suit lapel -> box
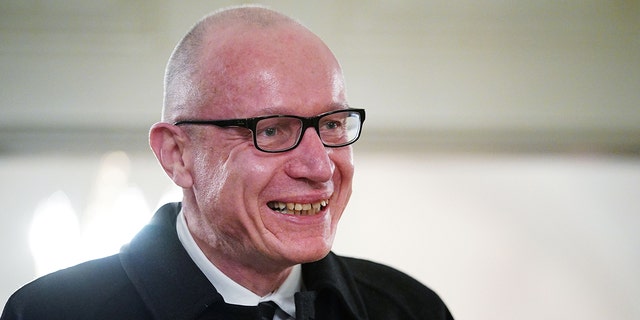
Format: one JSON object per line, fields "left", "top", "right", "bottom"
{"left": 120, "top": 202, "right": 223, "bottom": 320}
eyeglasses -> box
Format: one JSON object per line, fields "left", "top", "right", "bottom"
{"left": 174, "top": 108, "right": 365, "bottom": 153}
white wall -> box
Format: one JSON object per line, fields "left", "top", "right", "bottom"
{"left": 337, "top": 152, "right": 640, "bottom": 319}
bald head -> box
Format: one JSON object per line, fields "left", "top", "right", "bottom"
{"left": 150, "top": 6, "right": 353, "bottom": 278}
{"left": 162, "top": 6, "right": 335, "bottom": 122}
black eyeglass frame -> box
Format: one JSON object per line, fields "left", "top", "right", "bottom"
{"left": 173, "top": 108, "right": 366, "bottom": 153}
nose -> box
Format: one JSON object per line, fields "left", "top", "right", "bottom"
{"left": 284, "top": 128, "right": 334, "bottom": 182}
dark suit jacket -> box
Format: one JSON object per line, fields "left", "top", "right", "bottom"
{"left": 2, "top": 203, "right": 453, "bottom": 320}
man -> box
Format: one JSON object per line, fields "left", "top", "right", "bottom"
{"left": 2, "top": 5, "right": 453, "bottom": 320}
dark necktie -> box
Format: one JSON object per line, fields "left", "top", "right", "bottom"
{"left": 257, "top": 301, "right": 278, "bottom": 320}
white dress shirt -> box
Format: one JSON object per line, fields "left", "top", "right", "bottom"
{"left": 176, "top": 210, "right": 300, "bottom": 319}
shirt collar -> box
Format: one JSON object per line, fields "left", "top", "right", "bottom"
{"left": 176, "top": 210, "right": 301, "bottom": 317}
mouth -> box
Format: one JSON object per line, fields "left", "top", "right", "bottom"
{"left": 267, "top": 199, "right": 330, "bottom": 216}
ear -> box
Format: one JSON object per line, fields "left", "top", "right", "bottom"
{"left": 149, "top": 122, "right": 194, "bottom": 188}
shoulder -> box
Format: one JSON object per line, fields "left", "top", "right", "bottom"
{"left": 338, "top": 255, "right": 453, "bottom": 320}
{"left": 341, "top": 256, "right": 433, "bottom": 295}
{"left": 13, "top": 254, "right": 127, "bottom": 298}
{"left": 2, "top": 254, "right": 149, "bottom": 319}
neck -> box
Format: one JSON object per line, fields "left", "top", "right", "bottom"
{"left": 180, "top": 201, "right": 296, "bottom": 296}
{"left": 192, "top": 235, "right": 293, "bottom": 296}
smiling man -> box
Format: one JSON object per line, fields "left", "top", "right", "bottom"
{"left": 2, "top": 5, "right": 453, "bottom": 320}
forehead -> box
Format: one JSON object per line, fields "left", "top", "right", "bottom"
{"left": 195, "top": 23, "right": 347, "bottom": 118}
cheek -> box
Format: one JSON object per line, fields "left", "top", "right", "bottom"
{"left": 334, "top": 149, "right": 355, "bottom": 184}
{"left": 190, "top": 148, "right": 228, "bottom": 203}
{"left": 204, "top": 149, "right": 277, "bottom": 209}
{"left": 332, "top": 149, "right": 355, "bottom": 210}
{"left": 249, "top": 160, "right": 272, "bottom": 177}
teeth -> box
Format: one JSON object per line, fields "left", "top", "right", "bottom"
{"left": 267, "top": 199, "right": 330, "bottom": 216}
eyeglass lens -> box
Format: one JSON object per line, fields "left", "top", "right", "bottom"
{"left": 254, "top": 110, "right": 362, "bottom": 152}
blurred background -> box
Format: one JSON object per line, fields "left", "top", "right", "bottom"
{"left": 1, "top": 1, "right": 639, "bottom": 319}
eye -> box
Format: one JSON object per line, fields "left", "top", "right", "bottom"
{"left": 321, "top": 119, "right": 344, "bottom": 132}
{"left": 261, "top": 126, "right": 278, "bottom": 137}
{"left": 324, "top": 121, "right": 340, "bottom": 130}
{"left": 256, "top": 120, "right": 294, "bottom": 140}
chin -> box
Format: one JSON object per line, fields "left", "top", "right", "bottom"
{"left": 283, "top": 238, "right": 333, "bottom": 264}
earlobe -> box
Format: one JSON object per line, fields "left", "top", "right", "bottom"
{"left": 149, "top": 123, "right": 193, "bottom": 188}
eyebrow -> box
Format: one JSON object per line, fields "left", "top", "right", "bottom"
{"left": 254, "top": 103, "right": 350, "bottom": 117}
